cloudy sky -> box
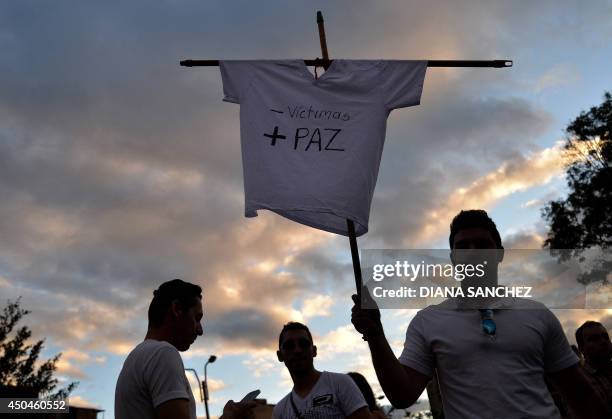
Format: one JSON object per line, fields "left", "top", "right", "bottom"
{"left": 1, "top": 1, "right": 611, "bottom": 417}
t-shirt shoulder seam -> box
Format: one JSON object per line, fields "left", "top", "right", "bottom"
{"left": 345, "top": 59, "right": 385, "bottom": 73}
{"left": 141, "top": 342, "right": 184, "bottom": 383}
{"left": 146, "top": 341, "right": 181, "bottom": 357}
{"left": 240, "top": 64, "right": 260, "bottom": 104}
{"left": 364, "top": 61, "right": 389, "bottom": 108}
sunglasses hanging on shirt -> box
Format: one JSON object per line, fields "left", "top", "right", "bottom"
{"left": 479, "top": 309, "right": 497, "bottom": 339}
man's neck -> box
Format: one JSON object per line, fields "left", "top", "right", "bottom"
{"left": 145, "top": 328, "right": 174, "bottom": 347}
{"left": 460, "top": 274, "right": 499, "bottom": 292}
{"left": 291, "top": 369, "right": 322, "bottom": 397}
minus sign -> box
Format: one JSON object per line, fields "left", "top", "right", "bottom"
{"left": 270, "top": 109, "right": 284, "bottom": 114}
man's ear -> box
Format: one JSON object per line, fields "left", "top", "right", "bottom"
{"left": 276, "top": 350, "right": 284, "bottom": 363}
{"left": 450, "top": 250, "right": 456, "bottom": 266}
{"left": 170, "top": 300, "right": 183, "bottom": 319}
{"left": 489, "top": 247, "right": 505, "bottom": 265}
{"left": 312, "top": 345, "right": 317, "bottom": 358}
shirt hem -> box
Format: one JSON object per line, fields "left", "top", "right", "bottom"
{"left": 245, "top": 203, "right": 368, "bottom": 237}
{"left": 398, "top": 357, "right": 433, "bottom": 378}
{"left": 544, "top": 355, "right": 580, "bottom": 374}
{"left": 223, "top": 96, "right": 239, "bottom": 104}
{"left": 153, "top": 391, "right": 191, "bottom": 408}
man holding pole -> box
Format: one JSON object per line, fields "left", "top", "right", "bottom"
{"left": 350, "top": 210, "right": 608, "bottom": 419}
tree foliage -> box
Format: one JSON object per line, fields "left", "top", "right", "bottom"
{"left": 542, "top": 92, "right": 612, "bottom": 284}
{"left": 0, "top": 298, "right": 78, "bottom": 399}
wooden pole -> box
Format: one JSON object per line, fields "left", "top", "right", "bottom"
{"left": 347, "top": 218, "right": 364, "bottom": 300}
{"left": 316, "top": 11, "right": 330, "bottom": 68}
{"left": 314, "top": 11, "right": 363, "bottom": 299}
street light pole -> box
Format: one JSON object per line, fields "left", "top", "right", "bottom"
{"left": 204, "top": 355, "right": 217, "bottom": 419}
{"left": 184, "top": 368, "right": 203, "bottom": 402}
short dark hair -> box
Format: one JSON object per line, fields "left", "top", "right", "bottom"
{"left": 575, "top": 320, "right": 604, "bottom": 348}
{"left": 347, "top": 372, "right": 378, "bottom": 412}
{"left": 278, "top": 321, "right": 313, "bottom": 348}
{"left": 449, "top": 209, "right": 502, "bottom": 249}
{"left": 148, "top": 279, "right": 202, "bottom": 328}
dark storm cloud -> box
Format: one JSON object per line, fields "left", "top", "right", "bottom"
{"left": 204, "top": 308, "right": 284, "bottom": 349}
{"left": 285, "top": 245, "right": 353, "bottom": 289}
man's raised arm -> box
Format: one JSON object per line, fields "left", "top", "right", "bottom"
{"left": 350, "top": 294, "right": 430, "bottom": 408}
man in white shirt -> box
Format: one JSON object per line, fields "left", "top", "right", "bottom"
{"left": 115, "top": 279, "right": 255, "bottom": 419}
{"left": 273, "top": 322, "right": 372, "bottom": 419}
{"left": 351, "top": 210, "right": 608, "bottom": 419}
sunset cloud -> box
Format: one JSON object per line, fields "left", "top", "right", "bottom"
{"left": 1, "top": 1, "right": 611, "bottom": 416}
{"left": 411, "top": 141, "right": 575, "bottom": 245}
{"left": 69, "top": 396, "right": 101, "bottom": 410}
{"left": 55, "top": 358, "right": 87, "bottom": 380}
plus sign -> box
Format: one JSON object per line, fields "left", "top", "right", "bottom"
{"left": 263, "top": 126, "right": 286, "bottom": 146}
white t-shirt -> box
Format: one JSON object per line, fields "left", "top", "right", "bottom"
{"left": 273, "top": 371, "right": 368, "bottom": 419}
{"left": 115, "top": 340, "right": 197, "bottom": 419}
{"left": 398, "top": 299, "right": 579, "bottom": 419}
{"left": 220, "top": 60, "right": 427, "bottom": 237}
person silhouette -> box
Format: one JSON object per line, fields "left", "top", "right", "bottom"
{"left": 273, "top": 322, "right": 372, "bottom": 419}
{"left": 575, "top": 321, "right": 612, "bottom": 415}
{"left": 347, "top": 372, "right": 387, "bottom": 419}
{"left": 115, "top": 279, "right": 255, "bottom": 419}
{"left": 351, "top": 210, "right": 608, "bottom": 419}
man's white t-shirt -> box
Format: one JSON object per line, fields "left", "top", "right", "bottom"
{"left": 115, "top": 340, "right": 197, "bottom": 419}
{"left": 220, "top": 60, "right": 427, "bottom": 237}
{"left": 273, "top": 371, "right": 368, "bottom": 419}
{"left": 398, "top": 299, "right": 579, "bottom": 419}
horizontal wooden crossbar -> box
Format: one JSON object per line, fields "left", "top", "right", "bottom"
{"left": 180, "top": 59, "right": 513, "bottom": 68}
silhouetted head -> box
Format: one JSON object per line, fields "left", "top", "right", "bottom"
{"left": 449, "top": 210, "right": 504, "bottom": 289}
{"left": 277, "top": 322, "right": 316, "bottom": 375}
{"left": 576, "top": 321, "right": 611, "bottom": 365}
{"left": 148, "top": 279, "right": 203, "bottom": 351}
{"left": 347, "top": 372, "right": 379, "bottom": 412}
{"left": 449, "top": 209, "right": 503, "bottom": 250}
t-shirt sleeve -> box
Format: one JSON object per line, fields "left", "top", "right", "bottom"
{"left": 379, "top": 60, "right": 427, "bottom": 110}
{"left": 144, "top": 345, "right": 191, "bottom": 408}
{"left": 398, "top": 311, "right": 434, "bottom": 378}
{"left": 334, "top": 373, "right": 368, "bottom": 416}
{"left": 542, "top": 309, "right": 579, "bottom": 373}
{"left": 219, "top": 60, "right": 255, "bottom": 104}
